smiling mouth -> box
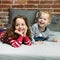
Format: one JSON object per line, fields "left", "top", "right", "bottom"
{"left": 18, "top": 29, "right": 24, "bottom": 31}
{"left": 40, "top": 22, "right": 44, "bottom": 24}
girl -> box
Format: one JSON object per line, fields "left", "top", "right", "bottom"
{"left": 31, "top": 10, "right": 58, "bottom": 44}
{"left": 0, "top": 15, "right": 32, "bottom": 48}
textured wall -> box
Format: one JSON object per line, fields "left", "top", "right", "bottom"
{"left": 0, "top": 0, "right": 60, "bottom": 28}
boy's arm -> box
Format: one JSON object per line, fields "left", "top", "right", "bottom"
{"left": 30, "top": 26, "right": 36, "bottom": 44}
{"left": 47, "top": 31, "right": 59, "bottom": 42}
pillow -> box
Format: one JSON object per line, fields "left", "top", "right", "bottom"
{"left": 48, "top": 16, "right": 60, "bottom": 32}
{"left": 8, "top": 9, "right": 37, "bottom": 28}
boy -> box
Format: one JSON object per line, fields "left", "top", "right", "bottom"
{"left": 31, "top": 10, "right": 58, "bottom": 44}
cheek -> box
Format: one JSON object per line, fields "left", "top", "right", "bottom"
{"left": 15, "top": 26, "right": 19, "bottom": 30}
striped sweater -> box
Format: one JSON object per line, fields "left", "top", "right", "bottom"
{"left": 0, "top": 31, "right": 32, "bottom": 48}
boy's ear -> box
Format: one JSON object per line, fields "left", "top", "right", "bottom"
{"left": 48, "top": 22, "right": 50, "bottom": 25}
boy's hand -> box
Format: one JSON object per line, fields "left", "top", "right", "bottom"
{"left": 35, "top": 41, "right": 44, "bottom": 44}
{"left": 53, "top": 38, "right": 58, "bottom": 42}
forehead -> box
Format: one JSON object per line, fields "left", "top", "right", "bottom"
{"left": 16, "top": 18, "right": 25, "bottom": 23}
{"left": 41, "top": 12, "right": 49, "bottom": 18}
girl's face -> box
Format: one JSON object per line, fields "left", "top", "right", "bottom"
{"left": 38, "top": 13, "right": 50, "bottom": 28}
{"left": 15, "top": 18, "right": 27, "bottom": 32}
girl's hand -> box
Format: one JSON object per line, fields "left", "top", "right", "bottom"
{"left": 15, "top": 30, "right": 24, "bottom": 36}
{"left": 23, "top": 26, "right": 28, "bottom": 36}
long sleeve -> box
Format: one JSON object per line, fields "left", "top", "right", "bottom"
{"left": 23, "top": 36, "right": 32, "bottom": 46}
{"left": 31, "top": 23, "right": 38, "bottom": 44}
{"left": 47, "top": 31, "right": 60, "bottom": 42}
{"left": 0, "top": 31, "right": 6, "bottom": 41}
{"left": 10, "top": 36, "right": 23, "bottom": 48}
{"left": 17, "top": 36, "right": 23, "bottom": 45}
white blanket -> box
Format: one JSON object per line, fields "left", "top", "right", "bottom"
{"left": 0, "top": 41, "right": 60, "bottom": 60}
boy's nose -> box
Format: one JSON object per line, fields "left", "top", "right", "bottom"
{"left": 40, "top": 19, "right": 43, "bottom": 22}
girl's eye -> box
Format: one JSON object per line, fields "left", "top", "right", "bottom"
{"left": 22, "top": 24, "right": 24, "bottom": 26}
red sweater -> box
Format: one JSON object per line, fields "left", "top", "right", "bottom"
{"left": 0, "top": 31, "right": 32, "bottom": 48}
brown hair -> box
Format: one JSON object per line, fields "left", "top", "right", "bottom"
{"left": 2, "top": 15, "right": 31, "bottom": 44}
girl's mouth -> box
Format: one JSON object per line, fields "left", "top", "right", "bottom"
{"left": 18, "top": 29, "right": 24, "bottom": 31}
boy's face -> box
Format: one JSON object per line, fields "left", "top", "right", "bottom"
{"left": 38, "top": 12, "right": 50, "bottom": 28}
{"left": 15, "top": 18, "right": 27, "bottom": 33}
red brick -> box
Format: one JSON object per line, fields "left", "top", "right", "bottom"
{"left": 3, "top": 9, "right": 9, "bottom": 12}
{"left": 27, "top": 1, "right": 39, "bottom": 4}
{"left": 13, "top": 0, "right": 26, "bottom": 5}
{"left": 39, "top": 1, "right": 52, "bottom": 4}
{"left": 39, "top": 9, "right": 52, "bottom": 12}
{"left": 2, "top": 5, "right": 11, "bottom": 8}
{"left": 52, "top": 5, "right": 60, "bottom": 8}
{"left": 12, "top": 5, "right": 24, "bottom": 8}
{"left": 0, "top": 0, "right": 1, "bottom": 4}
{"left": 2, "top": 0, "right": 12, "bottom": 4}
{"left": 54, "top": 9, "right": 60, "bottom": 12}
{"left": 0, "top": 5, "right": 3, "bottom": 8}
{"left": 0, "top": 4, "right": 11, "bottom": 8}
{"left": 38, "top": 5, "right": 51, "bottom": 8}
{"left": 54, "top": 14, "right": 60, "bottom": 16}
{"left": 53, "top": 0, "right": 60, "bottom": 4}
{"left": 25, "top": 5, "right": 38, "bottom": 8}
{"left": 0, "top": 9, "right": 2, "bottom": 11}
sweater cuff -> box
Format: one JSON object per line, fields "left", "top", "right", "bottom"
{"left": 17, "top": 36, "right": 23, "bottom": 44}
{"left": 23, "top": 36, "right": 32, "bottom": 45}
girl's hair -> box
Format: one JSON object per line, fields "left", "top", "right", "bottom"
{"left": 2, "top": 15, "right": 31, "bottom": 44}
{"left": 38, "top": 10, "right": 53, "bottom": 23}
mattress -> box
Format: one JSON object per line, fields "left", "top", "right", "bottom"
{"left": 0, "top": 41, "right": 60, "bottom": 60}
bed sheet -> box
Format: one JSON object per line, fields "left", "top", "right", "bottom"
{"left": 0, "top": 41, "right": 60, "bottom": 60}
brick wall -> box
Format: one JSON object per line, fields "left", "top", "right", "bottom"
{"left": 0, "top": 0, "right": 60, "bottom": 28}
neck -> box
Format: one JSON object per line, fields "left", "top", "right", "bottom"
{"left": 40, "top": 27, "right": 45, "bottom": 32}
{"left": 38, "top": 25, "right": 46, "bottom": 32}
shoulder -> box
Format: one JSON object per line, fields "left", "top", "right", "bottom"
{"left": 32, "top": 23, "right": 38, "bottom": 28}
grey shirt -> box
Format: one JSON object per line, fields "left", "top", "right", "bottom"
{"left": 31, "top": 23, "right": 58, "bottom": 43}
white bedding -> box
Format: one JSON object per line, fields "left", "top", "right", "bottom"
{"left": 0, "top": 41, "right": 60, "bottom": 60}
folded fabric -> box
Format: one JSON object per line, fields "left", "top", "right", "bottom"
{"left": 34, "top": 36, "right": 48, "bottom": 41}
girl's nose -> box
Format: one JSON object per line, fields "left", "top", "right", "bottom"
{"left": 19, "top": 25, "right": 22, "bottom": 28}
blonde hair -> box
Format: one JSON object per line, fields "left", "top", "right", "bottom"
{"left": 38, "top": 10, "right": 53, "bottom": 23}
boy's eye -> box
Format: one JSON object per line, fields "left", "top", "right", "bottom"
{"left": 39, "top": 17, "right": 42, "bottom": 19}
{"left": 44, "top": 18, "right": 46, "bottom": 20}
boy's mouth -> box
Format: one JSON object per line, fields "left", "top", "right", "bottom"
{"left": 40, "top": 22, "right": 44, "bottom": 24}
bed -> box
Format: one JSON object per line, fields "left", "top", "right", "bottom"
{"left": 0, "top": 9, "right": 60, "bottom": 60}
{"left": 0, "top": 40, "right": 60, "bottom": 60}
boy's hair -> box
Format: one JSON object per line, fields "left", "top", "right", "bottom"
{"left": 38, "top": 10, "right": 53, "bottom": 23}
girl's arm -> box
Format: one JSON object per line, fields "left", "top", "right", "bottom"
{"left": 23, "top": 36, "right": 32, "bottom": 46}
{"left": 0, "top": 31, "right": 6, "bottom": 41}
{"left": 10, "top": 36, "right": 23, "bottom": 48}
